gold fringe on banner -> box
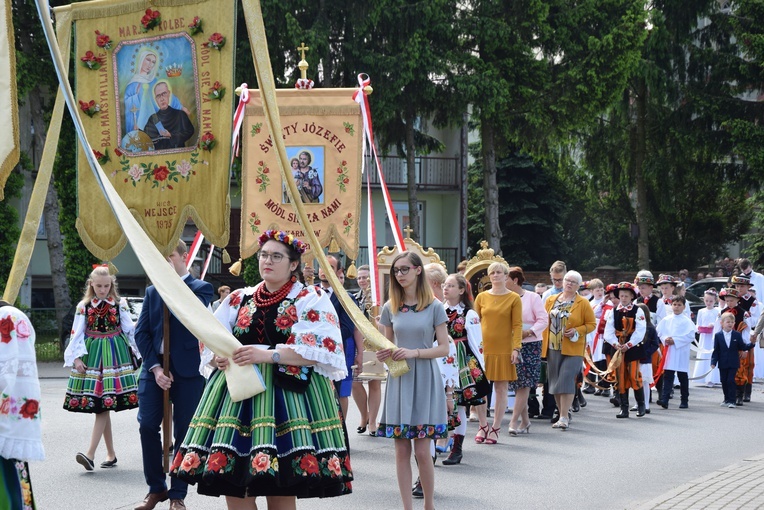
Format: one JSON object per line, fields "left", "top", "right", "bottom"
{"left": 2, "top": 11, "right": 73, "bottom": 304}
{"left": 246, "top": 105, "right": 361, "bottom": 117}
{"left": 241, "top": 0, "right": 408, "bottom": 377}
{"left": 108, "top": 261, "right": 118, "bottom": 275}
{"left": 57, "top": 0, "right": 214, "bottom": 21}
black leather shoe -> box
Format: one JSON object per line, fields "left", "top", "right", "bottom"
{"left": 571, "top": 399, "right": 580, "bottom": 413}
{"left": 412, "top": 479, "right": 423, "bottom": 498}
{"left": 100, "top": 457, "right": 118, "bottom": 468}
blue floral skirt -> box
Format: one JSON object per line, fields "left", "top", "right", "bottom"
{"left": 509, "top": 341, "right": 542, "bottom": 391}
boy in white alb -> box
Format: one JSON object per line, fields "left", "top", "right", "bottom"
{"left": 656, "top": 296, "right": 696, "bottom": 409}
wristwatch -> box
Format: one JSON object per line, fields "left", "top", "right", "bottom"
{"left": 271, "top": 350, "right": 281, "bottom": 364}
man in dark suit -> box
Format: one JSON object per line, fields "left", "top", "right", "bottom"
{"left": 711, "top": 312, "right": 756, "bottom": 408}
{"left": 134, "top": 239, "right": 213, "bottom": 510}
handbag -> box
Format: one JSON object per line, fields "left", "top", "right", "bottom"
{"left": 273, "top": 360, "right": 313, "bottom": 393}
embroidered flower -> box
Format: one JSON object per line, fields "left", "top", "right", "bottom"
{"left": 153, "top": 165, "right": 170, "bottom": 182}
{"left": 188, "top": 16, "right": 203, "bottom": 36}
{"left": 94, "top": 30, "right": 112, "bottom": 49}
{"left": 170, "top": 452, "right": 184, "bottom": 471}
{"left": 299, "top": 454, "right": 319, "bottom": 475}
{"left": 128, "top": 393, "right": 138, "bottom": 404}
{"left": 200, "top": 132, "right": 216, "bottom": 151}
{"left": 80, "top": 51, "right": 104, "bottom": 70}
{"left": 237, "top": 306, "right": 253, "bottom": 329}
{"left": 207, "top": 451, "right": 228, "bottom": 472}
{"left": 141, "top": 8, "right": 161, "bottom": 31}
{"left": 14, "top": 319, "right": 30, "bottom": 341}
{"left": 19, "top": 399, "right": 39, "bottom": 419}
{"left": 306, "top": 310, "right": 320, "bottom": 322}
{"left": 0, "top": 396, "right": 10, "bottom": 415}
{"left": 322, "top": 338, "right": 337, "bottom": 352}
{"left": 79, "top": 99, "right": 101, "bottom": 118}
{"left": 203, "top": 32, "right": 226, "bottom": 50}
{"left": 0, "top": 316, "right": 14, "bottom": 343}
{"left": 286, "top": 365, "right": 300, "bottom": 376}
{"left": 68, "top": 397, "right": 79, "bottom": 408}
{"left": 343, "top": 454, "right": 352, "bottom": 472}
{"left": 252, "top": 452, "right": 270, "bottom": 473}
{"left": 228, "top": 291, "right": 243, "bottom": 307}
{"left": 103, "top": 396, "right": 114, "bottom": 408}
{"left": 327, "top": 456, "right": 342, "bottom": 477}
{"left": 471, "top": 367, "right": 482, "bottom": 379}
{"left": 301, "top": 333, "right": 316, "bottom": 347}
{"left": 275, "top": 314, "right": 294, "bottom": 332}
{"left": 177, "top": 159, "right": 192, "bottom": 178}
{"left": 128, "top": 164, "right": 143, "bottom": 182}
{"left": 286, "top": 305, "right": 298, "bottom": 323}
{"left": 180, "top": 452, "right": 201, "bottom": 472}
{"left": 286, "top": 334, "right": 296, "bottom": 345}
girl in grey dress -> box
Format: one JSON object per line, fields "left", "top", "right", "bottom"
{"left": 375, "top": 251, "right": 450, "bottom": 510}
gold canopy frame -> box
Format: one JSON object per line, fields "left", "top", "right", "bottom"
{"left": 463, "top": 241, "right": 508, "bottom": 299}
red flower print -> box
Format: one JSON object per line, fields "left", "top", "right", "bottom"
{"left": 252, "top": 452, "right": 270, "bottom": 473}
{"left": 258, "top": 161, "right": 264, "bottom": 166}
{"left": 256, "top": 177, "right": 263, "bottom": 184}
{"left": 103, "top": 397, "right": 114, "bottom": 408}
{"left": 343, "top": 454, "right": 352, "bottom": 472}
{"left": 327, "top": 456, "right": 342, "bottom": 476}
{"left": 322, "top": 338, "right": 337, "bottom": 352}
{"left": 263, "top": 167, "right": 269, "bottom": 174}
{"left": 342, "top": 160, "right": 347, "bottom": 166}
{"left": 302, "top": 334, "right": 317, "bottom": 346}
{"left": 347, "top": 212, "right": 352, "bottom": 218}
{"left": 337, "top": 167, "right": 343, "bottom": 173}
{"left": 275, "top": 315, "right": 294, "bottom": 330}
{"left": 228, "top": 292, "right": 242, "bottom": 307}
{"left": 68, "top": 398, "right": 79, "bottom": 408}
{"left": 94, "top": 30, "right": 112, "bottom": 49}
{"left": 463, "top": 388, "right": 474, "bottom": 399}
{"left": 20, "top": 399, "right": 39, "bottom": 419}
{"left": 446, "top": 356, "right": 454, "bottom": 364}
{"left": 306, "top": 310, "right": 320, "bottom": 322}
{"left": 286, "top": 305, "right": 298, "bottom": 322}
{"left": 153, "top": 165, "right": 170, "bottom": 182}
{"left": 0, "top": 397, "right": 10, "bottom": 415}
{"left": 171, "top": 451, "right": 184, "bottom": 471}
{"left": 250, "top": 212, "right": 256, "bottom": 218}
{"left": 343, "top": 177, "right": 349, "bottom": 184}
{"left": 0, "top": 316, "right": 14, "bottom": 343}
{"left": 207, "top": 451, "right": 228, "bottom": 472}
{"left": 453, "top": 322, "right": 464, "bottom": 333}
{"left": 343, "top": 220, "right": 349, "bottom": 226}
{"left": 297, "top": 289, "right": 310, "bottom": 299}
{"left": 80, "top": 397, "right": 89, "bottom": 407}
{"left": 286, "top": 334, "right": 296, "bottom": 344}
{"left": 300, "top": 454, "right": 319, "bottom": 475}
{"left": 471, "top": 368, "right": 481, "bottom": 379}
{"left": 128, "top": 393, "right": 138, "bottom": 404}
{"left": 237, "top": 307, "right": 252, "bottom": 328}
{"left": 181, "top": 452, "right": 201, "bottom": 471}
{"left": 286, "top": 365, "right": 300, "bottom": 375}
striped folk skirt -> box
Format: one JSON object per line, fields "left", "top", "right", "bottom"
{"left": 454, "top": 339, "right": 490, "bottom": 406}
{"left": 172, "top": 363, "right": 353, "bottom": 499}
{"left": 63, "top": 332, "right": 139, "bottom": 413}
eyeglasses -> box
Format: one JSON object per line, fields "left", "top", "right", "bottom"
{"left": 258, "top": 251, "right": 286, "bottom": 263}
{"left": 563, "top": 279, "right": 579, "bottom": 285}
{"left": 551, "top": 278, "right": 563, "bottom": 283}
{"left": 155, "top": 91, "right": 170, "bottom": 99}
{"left": 392, "top": 266, "right": 412, "bottom": 275}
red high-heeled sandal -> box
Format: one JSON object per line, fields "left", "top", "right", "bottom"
{"left": 484, "top": 427, "right": 501, "bottom": 445}
{"left": 474, "top": 424, "right": 489, "bottom": 444}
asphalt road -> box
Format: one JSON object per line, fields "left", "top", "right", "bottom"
{"left": 32, "top": 371, "right": 764, "bottom": 510}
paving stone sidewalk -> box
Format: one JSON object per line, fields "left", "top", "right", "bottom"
{"left": 633, "top": 453, "right": 764, "bottom": 509}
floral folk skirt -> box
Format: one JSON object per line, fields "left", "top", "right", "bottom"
{"left": 63, "top": 332, "right": 139, "bottom": 413}
{"left": 0, "top": 457, "right": 35, "bottom": 510}
{"left": 454, "top": 340, "right": 490, "bottom": 406}
{"left": 171, "top": 363, "right": 353, "bottom": 499}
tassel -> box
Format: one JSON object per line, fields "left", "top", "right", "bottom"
{"left": 108, "top": 261, "right": 118, "bottom": 275}
{"left": 229, "top": 258, "right": 242, "bottom": 276}
{"left": 222, "top": 248, "right": 231, "bottom": 264}
{"left": 346, "top": 261, "right": 357, "bottom": 279}
{"left": 329, "top": 236, "right": 340, "bottom": 253}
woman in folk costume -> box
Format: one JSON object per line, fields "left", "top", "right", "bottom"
{"left": 0, "top": 301, "right": 44, "bottom": 510}
{"left": 440, "top": 273, "right": 488, "bottom": 465}
{"left": 172, "top": 231, "right": 352, "bottom": 508}
{"left": 693, "top": 289, "right": 721, "bottom": 386}
{"left": 603, "top": 282, "right": 647, "bottom": 418}
{"left": 63, "top": 265, "right": 140, "bottom": 471}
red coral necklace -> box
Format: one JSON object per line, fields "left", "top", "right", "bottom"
{"left": 253, "top": 281, "right": 294, "bottom": 308}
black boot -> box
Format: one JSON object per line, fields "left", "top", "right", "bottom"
{"left": 442, "top": 434, "right": 463, "bottom": 465}
{"left": 744, "top": 383, "right": 752, "bottom": 402}
{"left": 577, "top": 387, "right": 587, "bottom": 408}
{"left": 616, "top": 393, "right": 630, "bottom": 418}
{"left": 635, "top": 388, "right": 646, "bottom": 417}
{"left": 736, "top": 386, "right": 744, "bottom": 406}
{"left": 571, "top": 395, "right": 580, "bottom": 413}
{"left": 609, "top": 390, "right": 621, "bottom": 408}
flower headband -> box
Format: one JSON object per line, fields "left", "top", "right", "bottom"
{"left": 704, "top": 288, "right": 718, "bottom": 297}
{"left": 258, "top": 229, "right": 307, "bottom": 254}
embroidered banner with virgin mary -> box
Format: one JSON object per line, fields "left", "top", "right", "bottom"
{"left": 62, "top": 0, "right": 235, "bottom": 259}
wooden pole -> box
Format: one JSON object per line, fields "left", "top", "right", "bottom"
{"left": 162, "top": 305, "right": 171, "bottom": 473}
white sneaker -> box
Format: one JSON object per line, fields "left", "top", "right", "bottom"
{"left": 720, "top": 401, "right": 727, "bottom": 406}
{"left": 728, "top": 403, "right": 736, "bottom": 408}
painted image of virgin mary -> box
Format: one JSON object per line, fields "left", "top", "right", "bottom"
{"left": 123, "top": 48, "right": 188, "bottom": 133}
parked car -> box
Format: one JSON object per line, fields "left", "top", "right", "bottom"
{"left": 686, "top": 278, "right": 728, "bottom": 323}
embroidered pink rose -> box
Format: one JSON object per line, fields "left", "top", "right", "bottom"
{"left": 129, "top": 164, "right": 143, "bottom": 182}
{"left": 15, "top": 319, "right": 30, "bottom": 340}
{"left": 252, "top": 452, "right": 270, "bottom": 473}
{"left": 0, "top": 397, "right": 10, "bottom": 415}
{"left": 177, "top": 160, "right": 192, "bottom": 177}
{"left": 302, "top": 334, "right": 317, "bottom": 347}
{"left": 327, "top": 455, "right": 342, "bottom": 476}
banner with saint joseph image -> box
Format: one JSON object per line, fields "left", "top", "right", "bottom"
{"left": 241, "top": 89, "right": 363, "bottom": 262}
{"left": 65, "top": 0, "right": 234, "bottom": 259}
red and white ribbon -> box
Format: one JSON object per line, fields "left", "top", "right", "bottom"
{"left": 366, "top": 172, "right": 380, "bottom": 307}
{"left": 200, "top": 244, "right": 215, "bottom": 280}
{"left": 353, "top": 73, "right": 406, "bottom": 254}
{"left": 231, "top": 83, "right": 251, "bottom": 165}
{"left": 294, "top": 78, "right": 314, "bottom": 90}
{"left": 187, "top": 230, "right": 204, "bottom": 270}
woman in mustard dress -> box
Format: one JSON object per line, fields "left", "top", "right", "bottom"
{"left": 473, "top": 262, "right": 522, "bottom": 444}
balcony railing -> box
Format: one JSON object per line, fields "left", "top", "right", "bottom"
{"left": 365, "top": 155, "right": 460, "bottom": 190}
{"left": 356, "top": 245, "right": 459, "bottom": 273}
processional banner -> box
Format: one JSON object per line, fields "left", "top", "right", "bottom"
{"left": 0, "top": 0, "right": 19, "bottom": 200}
{"left": 241, "top": 89, "right": 362, "bottom": 261}
{"left": 65, "top": 0, "right": 234, "bottom": 259}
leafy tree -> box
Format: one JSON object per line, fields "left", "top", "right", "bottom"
{"left": 0, "top": 167, "right": 24, "bottom": 291}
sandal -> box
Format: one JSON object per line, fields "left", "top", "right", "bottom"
{"left": 475, "top": 425, "right": 489, "bottom": 444}
{"left": 484, "top": 427, "right": 500, "bottom": 445}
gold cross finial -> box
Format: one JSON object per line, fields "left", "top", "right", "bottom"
{"left": 297, "top": 42, "right": 309, "bottom": 61}
{"left": 297, "top": 43, "right": 310, "bottom": 80}
{"left": 403, "top": 225, "right": 413, "bottom": 239}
